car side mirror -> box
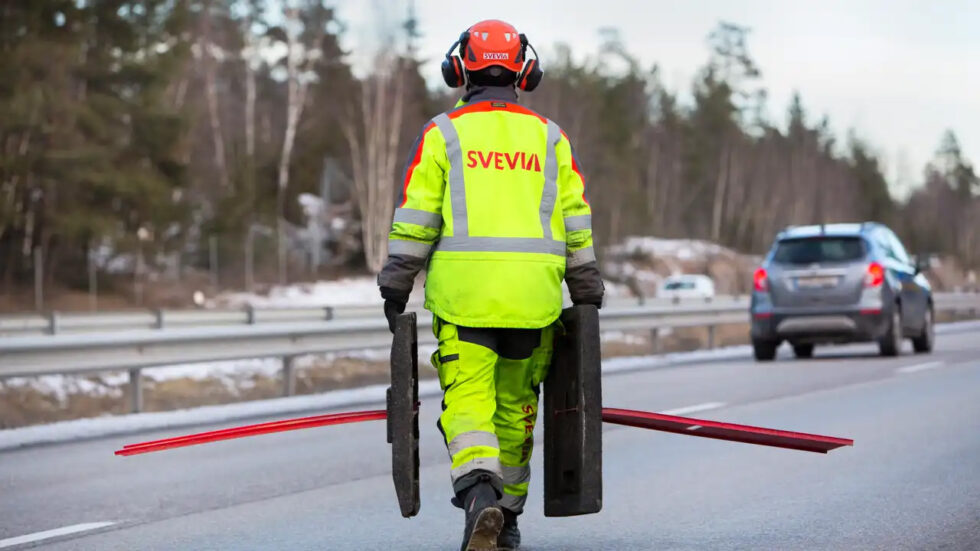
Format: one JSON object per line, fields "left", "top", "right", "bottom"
{"left": 913, "top": 255, "right": 930, "bottom": 274}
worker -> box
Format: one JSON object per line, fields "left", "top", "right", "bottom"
{"left": 377, "top": 19, "right": 603, "bottom": 551}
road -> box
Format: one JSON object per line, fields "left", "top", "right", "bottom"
{"left": 2, "top": 330, "right": 979, "bottom": 550}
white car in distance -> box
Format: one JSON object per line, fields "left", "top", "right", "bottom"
{"left": 657, "top": 274, "right": 716, "bottom": 301}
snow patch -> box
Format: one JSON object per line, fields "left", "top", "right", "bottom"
{"left": 214, "top": 277, "right": 387, "bottom": 309}
{"left": 607, "top": 236, "right": 730, "bottom": 261}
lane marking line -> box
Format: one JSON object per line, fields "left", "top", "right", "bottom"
{"left": 0, "top": 522, "right": 115, "bottom": 549}
{"left": 897, "top": 361, "right": 945, "bottom": 374}
{"left": 660, "top": 402, "right": 726, "bottom": 416}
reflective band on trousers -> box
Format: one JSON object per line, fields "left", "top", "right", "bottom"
{"left": 437, "top": 236, "right": 566, "bottom": 256}
{"left": 567, "top": 246, "right": 596, "bottom": 267}
{"left": 393, "top": 207, "right": 442, "bottom": 228}
{"left": 388, "top": 238, "right": 433, "bottom": 257}
{"left": 433, "top": 113, "right": 467, "bottom": 237}
{"left": 448, "top": 430, "right": 499, "bottom": 458}
{"left": 564, "top": 214, "right": 592, "bottom": 232}
{"left": 432, "top": 113, "right": 566, "bottom": 256}
{"left": 451, "top": 456, "right": 503, "bottom": 482}
{"left": 501, "top": 464, "right": 531, "bottom": 486}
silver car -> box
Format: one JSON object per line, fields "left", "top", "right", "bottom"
{"left": 750, "top": 223, "right": 934, "bottom": 360}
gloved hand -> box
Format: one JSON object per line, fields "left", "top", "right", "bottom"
{"left": 383, "top": 299, "right": 406, "bottom": 333}
{"left": 380, "top": 286, "right": 410, "bottom": 333}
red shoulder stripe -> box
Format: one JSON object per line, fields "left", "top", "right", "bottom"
{"left": 560, "top": 130, "right": 589, "bottom": 206}
{"left": 399, "top": 122, "right": 436, "bottom": 208}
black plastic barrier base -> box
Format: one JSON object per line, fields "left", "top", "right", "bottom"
{"left": 387, "top": 312, "right": 420, "bottom": 518}
{"left": 543, "top": 305, "right": 603, "bottom": 517}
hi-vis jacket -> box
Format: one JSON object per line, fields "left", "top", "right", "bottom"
{"left": 378, "top": 86, "right": 603, "bottom": 328}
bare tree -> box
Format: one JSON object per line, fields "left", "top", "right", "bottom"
{"left": 271, "top": 5, "right": 320, "bottom": 282}
{"left": 342, "top": 50, "right": 406, "bottom": 273}
{"left": 198, "top": 1, "right": 229, "bottom": 190}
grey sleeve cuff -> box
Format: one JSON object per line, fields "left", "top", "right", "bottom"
{"left": 377, "top": 254, "right": 427, "bottom": 293}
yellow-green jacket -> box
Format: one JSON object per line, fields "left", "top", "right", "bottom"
{"left": 378, "top": 87, "right": 603, "bottom": 328}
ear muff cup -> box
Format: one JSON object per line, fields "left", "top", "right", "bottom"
{"left": 441, "top": 55, "right": 465, "bottom": 88}
{"left": 517, "top": 58, "right": 543, "bottom": 91}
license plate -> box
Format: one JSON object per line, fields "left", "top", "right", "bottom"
{"left": 796, "top": 276, "right": 839, "bottom": 289}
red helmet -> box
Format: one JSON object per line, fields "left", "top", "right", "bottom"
{"left": 441, "top": 19, "right": 543, "bottom": 91}
{"left": 460, "top": 19, "right": 524, "bottom": 73}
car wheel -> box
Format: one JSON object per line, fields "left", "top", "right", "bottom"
{"left": 878, "top": 307, "right": 903, "bottom": 357}
{"left": 753, "top": 339, "right": 778, "bottom": 361}
{"left": 792, "top": 344, "right": 814, "bottom": 358}
{"left": 911, "top": 307, "right": 934, "bottom": 353}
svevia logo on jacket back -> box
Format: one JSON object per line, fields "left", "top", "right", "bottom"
{"left": 466, "top": 150, "right": 542, "bottom": 173}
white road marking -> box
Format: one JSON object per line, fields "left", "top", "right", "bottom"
{"left": 0, "top": 522, "right": 115, "bottom": 549}
{"left": 660, "top": 402, "right": 726, "bottom": 416}
{"left": 897, "top": 361, "right": 945, "bottom": 374}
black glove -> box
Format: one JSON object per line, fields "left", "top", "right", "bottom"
{"left": 380, "top": 286, "right": 410, "bottom": 333}
{"left": 383, "top": 299, "right": 406, "bottom": 333}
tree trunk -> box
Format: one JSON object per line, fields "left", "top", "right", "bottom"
{"left": 200, "top": 5, "right": 228, "bottom": 190}
{"left": 276, "top": 13, "right": 312, "bottom": 284}
{"left": 343, "top": 54, "right": 406, "bottom": 274}
{"left": 711, "top": 138, "right": 731, "bottom": 243}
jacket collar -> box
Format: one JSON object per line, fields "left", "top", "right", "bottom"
{"left": 458, "top": 86, "right": 519, "bottom": 106}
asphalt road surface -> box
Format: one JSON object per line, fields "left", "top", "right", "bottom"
{"left": 2, "top": 330, "right": 979, "bottom": 550}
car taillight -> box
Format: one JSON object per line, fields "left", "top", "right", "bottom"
{"left": 753, "top": 267, "right": 769, "bottom": 292}
{"left": 866, "top": 262, "right": 885, "bottom": 287}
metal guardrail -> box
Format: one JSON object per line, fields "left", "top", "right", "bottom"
{"left": 1, "top": 293, "right": 978, "bottom": 413}
{"left": 0, "top": 295, "right": 747, "bottom": 336}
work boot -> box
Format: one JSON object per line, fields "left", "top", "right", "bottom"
{"left": 496, "top": 508, "right": 521, "bottom": 550}
{"left": 458, "top": 476, "right": 504, "bottom": 551}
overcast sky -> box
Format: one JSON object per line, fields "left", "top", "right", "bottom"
{"left": 333, "top": 0, "right": 979, "bottom": 197}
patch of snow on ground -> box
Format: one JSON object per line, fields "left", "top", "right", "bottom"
{"left": 608, "top": 236, "right": 729, "bottom": 260}
{"left": 213, "top": 277, "right": 390, "bottom": 309}
{"left": 601, "top": 331, "right": 648, "bottom": 346}
{"left": 2, "top": 376, "right": 124, "bottom": 402}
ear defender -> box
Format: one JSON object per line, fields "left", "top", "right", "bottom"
{"left": 441, "top": 32, "right": 469, "bottom": 88}
{"left": 516, "top": 34, "right": 543, "bottom": 91}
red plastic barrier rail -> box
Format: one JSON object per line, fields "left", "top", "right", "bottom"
{"left": 601, "top": 407, "right": 853, "bottom": 453}
{"left": 115, "top": 410, "right": 387, "bottom": 456}
{"left": 116, "top": 407, "right": 851, "bottom": 456}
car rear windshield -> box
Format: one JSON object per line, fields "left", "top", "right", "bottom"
{"left": 664, "top": 281, "right": 696, "bottom": 290}
{"left": 772, "top": 237, "right": 866, "bottom": 265}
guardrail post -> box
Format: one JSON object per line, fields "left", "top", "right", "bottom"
{"left": 282, "top": 356, "right": 296, "bottom": 397}
{"left": 649, "top": 328, "right": 660, "bottom": 354}
{"left": 324, "top": 307, "right": 334, "bottom": 321}
{"left": 129, "top": 368, "right": 143, "bottom": 413}
{"left": 47, "top": 311, "right": 59, "bottom": 335}
{"left": 154, "top": 309, "right": 165, "bottom": 329}
{"left": 246, "top": 304, "right": 256, "bottom": 325}
{"left": 707, "top": 325, "right": 716, "bottom": 349}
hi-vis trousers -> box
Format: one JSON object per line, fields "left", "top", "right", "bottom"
{"left": 432, "top": 317, "right": 555, "bottom": 513}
